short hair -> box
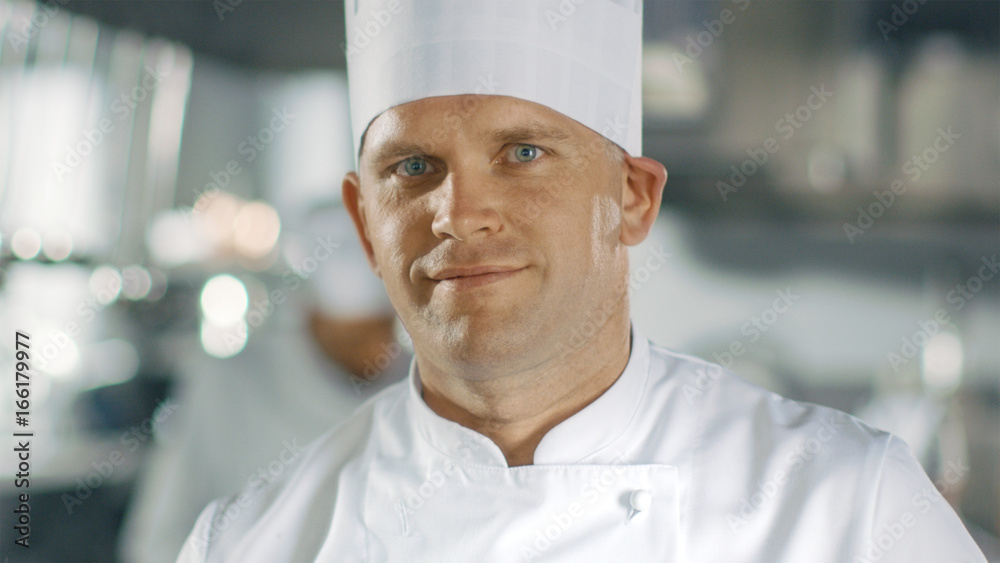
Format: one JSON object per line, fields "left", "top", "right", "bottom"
{"left": 602, "top": 136, "right": 626, "bottom": 168}
{"left": 357, "top": 127, "right": 369, "bottom": 165}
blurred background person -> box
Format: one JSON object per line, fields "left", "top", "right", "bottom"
{"left": 116, "top": 202, "right": 409, "bottom": 563}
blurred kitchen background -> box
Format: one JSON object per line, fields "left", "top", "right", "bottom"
{"left": 0, "top": 0, "right": 997, "bottom": 561}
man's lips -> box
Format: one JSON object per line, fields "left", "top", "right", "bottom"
{"left": 429, "top": 265, "right": 527, "bottom": 289}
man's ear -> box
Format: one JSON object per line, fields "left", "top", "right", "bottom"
{"left": 619, "top": 155, "right": 667, "bottom": 246}
{"left": 342, "top": 171, "right": 382, "bottom": 278}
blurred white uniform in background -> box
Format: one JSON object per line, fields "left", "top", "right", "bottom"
{"left": 119, "top": 205, "right": 408, "bottom": 563}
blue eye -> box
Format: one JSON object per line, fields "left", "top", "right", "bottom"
{"left": 512, "top": 144, "right": 540, "bottom": 163}
{"left": 397, "top": 157, "right": 432, "bottom": 176}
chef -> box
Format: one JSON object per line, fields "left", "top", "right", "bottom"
{"left": 177, "top": 0, "right": 987, "bottom": 561}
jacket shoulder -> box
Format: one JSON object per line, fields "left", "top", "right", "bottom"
{"left": 650, "top": 343, "right": 887, "bottom": 445}
{"left": 177, "top": 379, "right": 409, "bottom": 560}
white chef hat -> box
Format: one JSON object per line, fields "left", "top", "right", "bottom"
{"left": 344, "top": 0, "right": 644, "bottom": 165}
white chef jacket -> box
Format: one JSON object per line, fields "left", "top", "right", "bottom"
{"left": 176, "top": 325, "right": 986, "bottom": 562}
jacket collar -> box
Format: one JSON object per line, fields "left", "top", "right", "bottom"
{"left": 406, "top": 322, "right": 651, "bottom": 467}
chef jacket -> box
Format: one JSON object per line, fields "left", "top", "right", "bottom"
{"left": 176, "top": 325, "right": 986, "bottom": 562}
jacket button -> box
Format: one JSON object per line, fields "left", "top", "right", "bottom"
{"left": 630, "top": 489, "right": 652, "bottom": 512}
{"left": 626, "top": 489, "right": 652, "bottom": 524}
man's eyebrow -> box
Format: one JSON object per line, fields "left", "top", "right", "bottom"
{"left": 366, "top": 122, "right": 574, "bottom": 167}
{"left": 486, "top": 122, "right": 573, "bottom": 145}
{"left": 367, "top": 142, "right": 428, "bottom": 168}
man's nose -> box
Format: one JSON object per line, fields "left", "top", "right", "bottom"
{"left": 430, "top": 170, "right": 503, "bottom": 241}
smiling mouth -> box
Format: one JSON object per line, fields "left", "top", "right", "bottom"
{"left": 431, "top": 266, "right": 527, "bottom": 289}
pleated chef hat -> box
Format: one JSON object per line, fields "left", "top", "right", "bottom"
{"left": 344, "top": 0, "right": 644, "bottom": 165}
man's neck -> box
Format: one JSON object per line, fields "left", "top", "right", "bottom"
{"left": 418, "top": 315, "right": 632, "bottom": 467}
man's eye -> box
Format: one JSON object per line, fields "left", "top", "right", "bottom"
{"left": 395, "top": 157, "right": 435, "bottom": 177}
{"left": 508, "top": 144, "right": 543, "bottom": 163}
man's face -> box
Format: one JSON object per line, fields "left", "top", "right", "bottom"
{"left": 346, "top": 95, "right": 633, "bottom": 375}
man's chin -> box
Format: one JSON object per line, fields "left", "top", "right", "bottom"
{"left": 430, "top": 313, "right": 542, "bottom": 372}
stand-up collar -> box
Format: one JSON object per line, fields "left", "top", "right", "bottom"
{"left": 407, "top": 323, "right": 651, "bottom": 467}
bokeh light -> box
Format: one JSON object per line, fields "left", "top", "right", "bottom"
{"left": 233, "top": 201, "right": 281, "bottom": 259}
{"left": 200, "top": 274, "right": 249, "bottom": 325}
{"left": 11, "top": 228, "right": 42, "bottom": 260}
{"left": 88, "top": 265, "right": 122, "bottom": 305}
{"left": 922, "top": 332, "right": 964, "bottom": 394}
{"left": 42, "top": 230, "right": 74, "bottom": 261}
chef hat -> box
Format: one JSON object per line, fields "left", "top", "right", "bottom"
{"left": 344, "top": 0, "right": 644, "bottom": 164}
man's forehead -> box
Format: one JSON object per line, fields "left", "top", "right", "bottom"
{"left": 362, "top": 95, "right": 595, "bottom": 164}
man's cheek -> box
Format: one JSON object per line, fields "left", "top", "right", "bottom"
{"left": 591, "top": 195, "right": 622, "bottom": 240}
{"left": 371, "top": 213, "right": 411, "bottom": 252}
